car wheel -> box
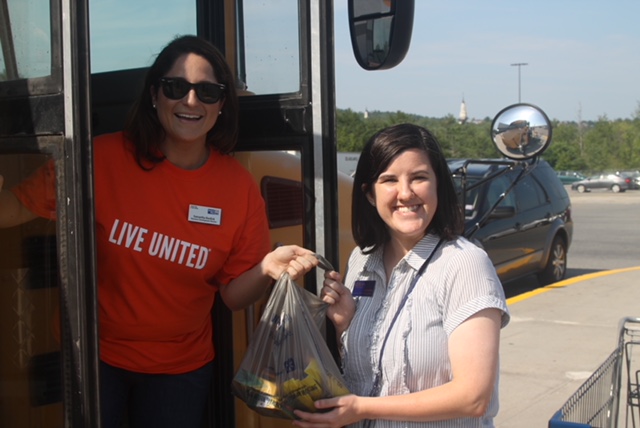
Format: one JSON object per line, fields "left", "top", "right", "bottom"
{"left": 576, "top": 184, "right": 586, "bottom": 193}
{"left": 611, "top": 184, "right": 621, "bottom": 193}
{"left": 537, "top": 236, "right": 567, "bottom": 285}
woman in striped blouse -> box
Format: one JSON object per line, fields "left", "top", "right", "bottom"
{"left": 294, "top": 124, "right": 510, "bottom": 428}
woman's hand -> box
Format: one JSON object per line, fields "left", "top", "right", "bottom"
{"left": 322, "top": 271, "right": 355, "bottom": 334}
{"left": 293, "top": 394, "right": 364, "bottom": 428}
{"left": 261, "top": 245, "right": 319, "bottom": 281}
{"left": 223, "top": 245, "right": 319, "bottom": 310}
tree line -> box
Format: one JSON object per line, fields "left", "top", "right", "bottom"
{"left": 337, "top": 107, "right": 640, "bottom": 174}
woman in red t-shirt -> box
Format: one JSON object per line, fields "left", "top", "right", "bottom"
{"left": 0, "top": 35, "right": 320, "bottom": 428}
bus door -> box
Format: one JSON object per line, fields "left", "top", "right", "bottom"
{"left": 0, "top": 0, "right": 98, "bottom": 427}
{"left": 223, "top": 3, "right": 338, "bottom": 425}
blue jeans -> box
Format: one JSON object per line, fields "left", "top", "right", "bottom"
{"left": 100, "top": 360, "right": 213, "bottom": 428}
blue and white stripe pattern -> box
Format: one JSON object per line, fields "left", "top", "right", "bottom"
{"left": 341, "top": 234, "right": 510, "bottom": 427}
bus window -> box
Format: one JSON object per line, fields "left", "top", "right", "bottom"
{"left": 88, "top": 0, "right": 300, "bottom": 96}
{"left": 0, "top": 154, "right": 62, "bottom": 428}
{"left": 89, "top": 0, "right": 196, "bottom": 73}
{"left": 240, "top": 0, "right": 300, "bottom": 94}
{"left": 1, "top": 3, "right": 63, "bottom": 425}
{"left": 0, "top": 0, "right": 52, "bottom": 80}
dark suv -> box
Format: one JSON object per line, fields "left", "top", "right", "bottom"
{"left": 448, "top": 159, "right": 573, "bottom": 286}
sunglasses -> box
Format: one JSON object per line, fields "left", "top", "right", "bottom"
{"left": 158, "top": 77, "right": 225, "bottom": 104}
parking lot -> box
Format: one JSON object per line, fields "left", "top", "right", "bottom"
{"left": 503, "top": 185, "right": 640, "bottom": 298}
{"left": 563, "top": 185, "right": 639, "bottom": 272}
{"left": 566, "top": 183, "right": 640, "bottom": 204}
{"left": 496, "top": 187, "right": 640, "bottom": 427}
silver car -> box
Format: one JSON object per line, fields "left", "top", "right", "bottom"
{"left": 570, "top": 173, "right": 631, "bottom": 193}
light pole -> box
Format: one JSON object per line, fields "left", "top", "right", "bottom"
{"left": 510, "top": 62, "right": 528, "bottom": 102}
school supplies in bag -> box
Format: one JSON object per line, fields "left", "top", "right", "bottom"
{"left": 231, "top": 272, "right": 350, "bottom": 420}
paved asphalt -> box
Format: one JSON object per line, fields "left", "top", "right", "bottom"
{"left": 495, "top": 267, "right": 640, "bottom": 427}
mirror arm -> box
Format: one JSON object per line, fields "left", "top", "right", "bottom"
{"left": 464, "top": 160, "right": 534, "bottom": 240}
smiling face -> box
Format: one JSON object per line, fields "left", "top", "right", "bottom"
{"left": 368, "top": 148, "right": 438, "bottom": 251}
{"left": 152, "top": 53, "right": 224, "bottom": 150}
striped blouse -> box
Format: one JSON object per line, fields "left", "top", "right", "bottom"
{"left": 341, "top": 234, "right": 510, "bottom": 428}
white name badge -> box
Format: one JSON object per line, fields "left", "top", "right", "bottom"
{"left": 188, "top": 204, "right": 222, "bottom": 225}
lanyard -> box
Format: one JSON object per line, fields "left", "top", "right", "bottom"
{"left": 362, "top": 238, "right": 444, "bottom": 428}
{"left": 368, "top": 238, "right": 444, "bottom": 398}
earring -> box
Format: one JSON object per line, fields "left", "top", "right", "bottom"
{"left": 218, "top": 110, "right": 222, "bottom": 115}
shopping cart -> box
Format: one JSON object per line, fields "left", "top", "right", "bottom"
{"left": 549, "top": 317, "right": 640, "bottom": 428}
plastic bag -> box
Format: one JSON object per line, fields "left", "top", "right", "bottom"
{"left": 231, "top": 272, "right": 350, "bottom": 420}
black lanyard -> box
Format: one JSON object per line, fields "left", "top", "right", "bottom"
{"left": 368, "top": 238, "right": 444, "bottom": 398}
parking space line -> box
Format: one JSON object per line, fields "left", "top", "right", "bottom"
{"left": 506, "top": 266, "right": 640, "bottom": 305}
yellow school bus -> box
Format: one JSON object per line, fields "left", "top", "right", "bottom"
{"left": 0, "top": 0, "right": 414, "bottom": 427}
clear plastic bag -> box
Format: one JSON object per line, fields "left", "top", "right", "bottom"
{"left": 231, "top": 272, "right": 350, "bottom": 420}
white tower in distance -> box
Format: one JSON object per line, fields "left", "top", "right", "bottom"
{"left": 458, "top": 96, "right": 468, "bottom": 125}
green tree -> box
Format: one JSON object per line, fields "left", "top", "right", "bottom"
{"left": 336, "top": 109, "right": 368, "bottom": 152}
{"left": 336, "top": 108, "right": 640, "bottom": 174}
{"left": 583, "top": 117, "right": 619, "bottom": 172}
{"left": 544, "top": 121, "right": 588, "bottom": 171}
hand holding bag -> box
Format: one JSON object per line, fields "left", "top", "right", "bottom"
{"left": 232, "top": 272, "right": 350, "bottom": 420}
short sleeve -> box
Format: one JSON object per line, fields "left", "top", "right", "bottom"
{"left": 439, "top": 242, "right": 510, "bottom": 335}
{"left": 213, "top": 177, "right": 271, "bottom": 285}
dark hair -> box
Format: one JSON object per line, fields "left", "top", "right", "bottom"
{"left": 123, "top": 35, "right": 239, "bottom": 169}
{"left": 352, "top": 123, "right": 463, "bottom": 253}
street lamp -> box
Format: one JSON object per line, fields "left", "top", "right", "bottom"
{"left": 510, "top": 62, "right": 528, "bottom": 102}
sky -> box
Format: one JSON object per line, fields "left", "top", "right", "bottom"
{"left": 7, "top": 0, "right": 637, "bottom": 124}
{"left": 333, "top": 1, "right": 640, "bottom": 123}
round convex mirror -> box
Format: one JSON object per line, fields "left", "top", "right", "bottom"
{"left": 491, "top": 103, "right": 552, "bottom": 160}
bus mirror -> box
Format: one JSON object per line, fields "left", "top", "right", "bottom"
{"left": 490, "top": 103, "right": 553, "bottom": 160}
{"left": 348, "top": 0, "right": 414, "bottom": 70}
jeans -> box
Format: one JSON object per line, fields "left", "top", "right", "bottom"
{"left": 100, "top": 360, "right": 213, "bottom": 428}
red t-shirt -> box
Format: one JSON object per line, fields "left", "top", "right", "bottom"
{"left": 12, "top": 132, "right": 271, "bottom": 374}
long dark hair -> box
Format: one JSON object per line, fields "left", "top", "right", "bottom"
{"left": 352, "top": 123, "right": 463, "bottom": 253}
{"left": 123, "top": 35, "right": 239, "bottom": 169}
